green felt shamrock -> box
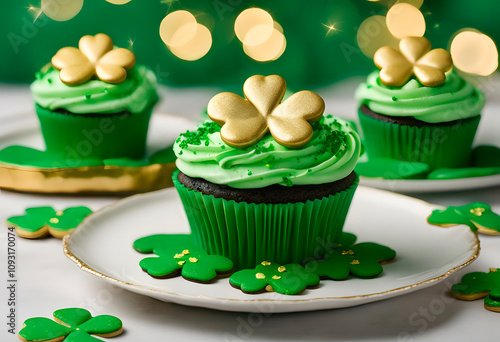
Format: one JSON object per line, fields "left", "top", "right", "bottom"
{"left": 451, "top": 268, "right": 500, "bottom": 312}
{"left": 427, "top": 202, "right": 500, "bottom": 235}
{"left": 133, "top": 234, "right": 233, "bottom": 283}
{"left": 18, "top": 308, "right": 123, "bottom": 342}
{"left": 304, "top": 239, "right": 396, "bottom": 280}
{"left": 229, "top": 261, "right": 320, "bottom": 295}
{"left": 7, "top": 206, "right": 92, "bottom": 239}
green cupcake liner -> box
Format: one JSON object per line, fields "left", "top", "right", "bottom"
{"left": 172, "top": 170, "right": 359, "bottom": 270}
{"left": 358, "top": 109, "right": 480, "bottom": 170}
{"left": 35, "top": 104, "right": 153, "bottom": 160}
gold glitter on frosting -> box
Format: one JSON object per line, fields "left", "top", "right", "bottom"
{"left": 207, "top": 75, "right": 325, "bottom": 148}
{"left": 374, "top": 36, "right": 452, "bottom": 87}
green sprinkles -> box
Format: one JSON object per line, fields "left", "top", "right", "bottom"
{"left": 178, "top": 122, "right": 220, "bottom": 149}
{"left": 282, "top": 176, "right": 293, "bottom": 187}
{"left": 247, "top": 170, "right": 253, "bottom": 176}
{"left": 392, "top": 96, "right": 398, "bottom": 101}
{"left": 85, "top": 94, "right": 91, "bottom": 100}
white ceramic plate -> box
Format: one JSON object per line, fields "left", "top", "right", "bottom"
{"left": 63, "top": 187, "right": 479, "bottom": 313}
{"left": 359, "top": 174, "right": 500, "bottom": 193}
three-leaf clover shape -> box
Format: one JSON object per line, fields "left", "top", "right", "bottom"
{"left": 374, "top": 36, "right": 452, "bottom": 87}
{"left": 207, "top": 75, "right": 325, "bottom": 148}
{"left": 305, "top": 234, "right": 396, "bottom": 280}
{"left": 7, "top": 206, "right": 92, "bottom": 239}
{"left": 52, "top": 33, "right": 135, "bottom": 86}
{"left": 133, "top": 234, "right": 233, "bottom": 283}
{"left": 451, "top": 268, "right": 500, "bottom": 312}
{"left": 427, "top": 202, "right": 500, "bottom": 235}
{"left": 229, "top": 261, "right": 320, "bottom": 295}
{"left": 18, "top": 308, "right": 122, "bottom": 342}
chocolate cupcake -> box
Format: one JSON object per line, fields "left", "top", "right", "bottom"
{"left": 172, "top": 75, "right": 361, "bottom": 269}
{"left": 355, "top": 37, "right": 485, "bottom": 170}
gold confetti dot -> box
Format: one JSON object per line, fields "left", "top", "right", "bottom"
{"left": 49, "top": 218, "right": 59, "bottom": 224}
{"left": 261, "top": 261, "right": 271, "bottom": 266}
{"left": 255, "top": 272, "right": 266, "bottom": 279}
{"left": 272, "top": 275, "right": 281, "bottom": 280}
{"left": 178, "top": 261, "right": 186, "bottom": 266}
{"left": 277, "top": 266, "right": 286, "bottom": 273}
{"left": 41, "top": 0, "right": 83, "bottom": 22}
{"left": 350, "top": 260, "right": 360, "bottom": 265}
{"left": 189, "top": 257, "right": 198, "bottom": 263}
{"left": 56, "top": 211, "right": 64, "bottom": 216}
{"left": 174, "top": 253, "right": 184, "bottom": 259}
{"left": 451, "top": 30, "right": 498, "bottom": 76}
{"left": 386, "top": 3, "right": 426, "bottom": 39}
{"left": 470, "top": 207, "right": 486, "bottom": 216}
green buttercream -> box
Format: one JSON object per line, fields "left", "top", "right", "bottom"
{"left": 31, "top": 65, "right": 158, "bottom": 114}
{"left": 174, "top": 115, "right": 360, "bottom": 189}
{"left": 355, "top": 70, "right": 485, "bottom": 123}
{"left": 18, "top": 308, "right": 122, "bottom": 342}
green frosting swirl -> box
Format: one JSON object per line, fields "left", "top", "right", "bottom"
{"left": 174, "top": 115, "right": 361, "bottom": 189}
{"left": 355, "top": 70, "right": 485, "bottom": 123}
{"left": 30, "top": 65, "right": 158, "bottom": 114}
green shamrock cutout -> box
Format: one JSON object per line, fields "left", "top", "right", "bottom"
{"left": 7, "top": 206, "right": 92, "bottom": 239}
{"left": 427, "top": 202, "right": 500, "bottom": 235}
{"left": 451, "top": 268, "right": 500, "bottom": 312}
{"left": 18, "top": 307, "right": 123, "bottom": 342}
{"left": 304, "top": 234, "right": 396, "bottom": 279}
{"left": 133, "top": 234, "right": 233, "bottom": 283}
{"left": 229, "top": 261, "right": 320, "bottom": 295}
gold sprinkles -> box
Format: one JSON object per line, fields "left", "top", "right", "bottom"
{"left": 255, "top": 272, "right": 266, "bottom": 279}
{"left": 49, "top": 218, "right": 59, "bottom": 224}
{"left": 272, "top": 275, "right": 281, "bottom": 280}
{"left": 261, "top": 261, "right": 271, "bottom": 266}
{"left": 56, "top": 211, "right": 64, "bottom": 216}
{"left": 490, "top": 268, "right": 498, "bottom": 272}
{"left": 342, "top": 250, "right": 354, "bottom": 255}
{"left": 183, "top": 249, "right": 190, "bottom": 254}
{"left": 350, "top": 260, "right": 360, "bottom": 265}
{"left": 189, "top": 257, "right": 198, "bottom": 263}
{"left": 177, "top": 261, "right": 186, "bottom": 266}
{"left": 470, "top": 208, "right": 486, "bottom": 216}
{"left": 174, "top": 253, "right": 184, "bottom": 259}
{"left": 277, "top": 266, "right": 286, "bottom": 272}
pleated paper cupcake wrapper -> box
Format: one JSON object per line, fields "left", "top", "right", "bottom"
{"left": 358, "top": 109, "right": 481, "bottom": 170}
{"left": 173, "top": 170, "right": 359, "bottom": 270}
{"left": 36, "top": 104, "right": 153, "bottom": 160}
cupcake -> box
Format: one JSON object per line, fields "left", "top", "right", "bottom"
{"left": 172, "top": 75, "right": 361, "bottom": 269}
{"left": 30, "top": 33, "right": 158, "bottom": 161}
{"left": 355, "top": 37, "right": 485, "bottom": 170}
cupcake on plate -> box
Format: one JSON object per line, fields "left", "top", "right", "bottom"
{"left": 172, "top": 75, "right": 361, "bottom": 269}
{"left": 355, "top": 36, "right": 485, "bottom": 170}
{"left": 30, "top": 33, "right": 158, "bottom": 161}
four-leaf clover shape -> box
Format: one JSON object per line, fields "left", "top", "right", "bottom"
{"left": 374, "top": 36, "right": 452, "bottom": 87}
{"left": 52, "top": 33, "right": 136, "bottom": 86}
{"left": 207, "top": 75, "right": 325, "bottom": 148}
{"left": 427, "top": 202, "right": 500, "bottom": 235}
{"left": 305, "top": 234, "right": 396, "bottom": 280}
{"left": 18, "top": 308, "right": 123, "bottom": 342}
{"left": 7, "top": 206, "right": 92, "bottom": 239}
{"left": 229, "top": 261, "right": 320, "bottom": 295}
{"left": 134, "top": 234, "right": 233, "bottom": 283}
{"left": 451, "top": 268, "right": 500, "bottom": 312}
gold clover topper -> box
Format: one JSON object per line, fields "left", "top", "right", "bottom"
{"left": 207, "top": 75, "right": 325, "bottom": 148}
{"left": 374, "top": 36, "right": 452, "bottom": 87}
{"left": 51, "top": 33, "right": 136, "bottom": 86}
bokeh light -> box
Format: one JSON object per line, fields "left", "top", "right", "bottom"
{"left": 41, "top": 0, "right": 83, "bottom": 21}
{"left": 243, "top": 27, "right": 286, "bottom": 62}
{"left": 357, "top": 15, "right": 399, "bottom": 58}
{"left": 159, "top": 10, "right": 197, "bottom": 47}
{"left": 386, "top": 3, "right": 425, "bottom": 39}
{"left": 159, "top": 11, "right": 212, "bottom": 61}
{"left": 105, "top": 0, "right": 133, "bottom": 4}
{"left": 451, "top": 30, "right": 498, "bottom": 76}
{"left": 235, "top": 8, "right": 274, "bottom": 46}
{"left": 169, "top": 24, "right": 212, "bottom": 61}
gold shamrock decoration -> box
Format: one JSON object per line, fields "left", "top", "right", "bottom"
{"left": 207, "top": 75, "right": 325, "bottom": 148}
{"left": 51, "top": 33, "right": 136, "bottom": 86}
{"left": 374, "top": 36, "right": 452, "bottom": 87}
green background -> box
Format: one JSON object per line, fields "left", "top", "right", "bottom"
{"left": 1, "top": 0, "right": 498, "bottom": 89}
